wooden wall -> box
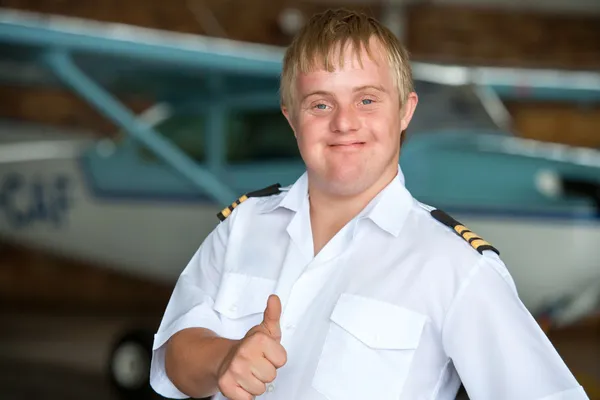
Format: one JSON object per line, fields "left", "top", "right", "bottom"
{"left": 507, "top": 102, "right": 600, "bottom": 148}
{"left": 405, "top": 4, "right": 600, "bottom": 70}
{"left": 0, "top": 0, "right": 379, "bottom": 44}
{"left": 404, "top": 5, "right": 600, "bottom": 147}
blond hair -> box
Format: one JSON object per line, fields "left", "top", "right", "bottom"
{"left": 280, "top": 8, "right": 414, "bottom": 111}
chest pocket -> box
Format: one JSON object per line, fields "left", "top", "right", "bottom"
{"left": 312, "top": 294, "right": 427, "bottom": 400}
{"left": 213, "top": 272, "right": 277, "bottom": 339}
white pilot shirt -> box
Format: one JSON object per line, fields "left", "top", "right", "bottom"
{"left": 150, "top": 167, "right": 588, "bottom": 400}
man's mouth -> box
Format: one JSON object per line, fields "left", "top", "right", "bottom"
{"left": 330, "top": 141, "right": 365, "bottom": 147}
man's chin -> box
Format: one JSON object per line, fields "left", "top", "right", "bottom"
{"left": 309, "top": 162, "right": 396, "bottom": 198}
{"left": 321, "top": 174, "right": 373, "bottom": 198}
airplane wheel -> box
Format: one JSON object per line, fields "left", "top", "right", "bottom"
{"left": 108, "top": 329, "right": 155, "bottom": 400}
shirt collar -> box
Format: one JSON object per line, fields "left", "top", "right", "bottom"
{"left": 257, "top": 172, "right": 308, "bottom": 214}
{"left": 257, "top": 166, "right": 414, "bottom": 237}
{"left": 359, "top": 166, "right": 414, "bottom": 237}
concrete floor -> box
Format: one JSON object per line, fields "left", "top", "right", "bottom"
{"left": 0, "top": 357, "right": 115, "bottom": 400}
{"left": 0, "top": 308, "right": 162, "bottom": 400}
{"left": 0, "top": 308, "right": 598, "bottom": 400}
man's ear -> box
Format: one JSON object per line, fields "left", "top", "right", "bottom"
{"left": 400, "top": 92, "right": 418, "bottom": 132}
{"left": 281, "top": 105, "right": 297, "bottom": 138}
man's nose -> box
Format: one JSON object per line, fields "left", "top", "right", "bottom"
{"left": 330, "top": 104, "right": 360, "bottom": 133}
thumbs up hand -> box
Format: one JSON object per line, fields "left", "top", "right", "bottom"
{"left": 216, "top": 295, "right": 288, "bottom": 400}
{"left": 259, "top": 294, "right": 282, "bottom": 341}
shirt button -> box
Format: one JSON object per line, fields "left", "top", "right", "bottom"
{"left": 229, "top": 305, "right": 238, "bottom": 312}
{"left": 266, "top": 383, "right": 275, "bottom": 393}
{"left": 284, "top": 323, "right": 295, "bottom": 330}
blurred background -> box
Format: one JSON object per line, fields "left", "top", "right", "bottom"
{"left": 0, "top": 0, "right": 598, "bottom": 399}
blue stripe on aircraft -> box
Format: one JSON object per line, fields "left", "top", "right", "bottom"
{"left": 76, "top": 157, "right": 600, "bottom": 222}
{"left": 439, "top": 205, "right": 599, "bottom": 223}
{"left": 82, "top": 189, "right": 600, "bottom": 224}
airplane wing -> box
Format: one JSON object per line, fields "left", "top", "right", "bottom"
{"left": 0, "top": 8, "right": 283, "bottom": 100}
{"left": 1, "top": 8, "right": 599, "bottom": 120}
{"left": 0, "top": 7, "right": 599, "bottom": 205}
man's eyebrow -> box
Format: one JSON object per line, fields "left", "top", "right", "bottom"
{"left": 300, "top": 90, "right": 332, "bottom": 103}
{"left": 353, "top": 84, "right": 387, "bottom": 93}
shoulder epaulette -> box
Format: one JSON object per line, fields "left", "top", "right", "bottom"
{"left": 430, "top": 209, "right": 500, "bottom": 255}
{"left": 217, "top": 183, "right": 282, "bottom": 221}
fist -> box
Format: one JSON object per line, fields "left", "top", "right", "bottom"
{"left": 217, "top": 295, "right": 288, "bottom": 400}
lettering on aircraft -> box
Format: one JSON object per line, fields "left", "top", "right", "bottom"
{"left": 0, "top": 173, "right": 72, "bottom": 229}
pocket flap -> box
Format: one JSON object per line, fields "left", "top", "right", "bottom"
{"left": 214, "top": 273, "right": 276, "bottom": 319}
{"left": 330, "top": 294, "right": 427, "bottom": 350}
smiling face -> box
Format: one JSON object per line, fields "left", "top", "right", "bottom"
{"left": 283, "top": 39, "right": 418, "bottom": 198}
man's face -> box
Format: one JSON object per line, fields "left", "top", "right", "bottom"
{"left": 283, "top": 39, "right": 418, "bottom": 197}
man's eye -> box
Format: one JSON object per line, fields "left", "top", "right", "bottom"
{"left": 361, "top": 99, "right": 374, "bottom": 105}
{"left": 314, "top": 104, "right": 328, "bottom": 110}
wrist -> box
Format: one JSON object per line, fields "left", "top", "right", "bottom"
{"left": 209, "top": 337, "right": 240, "bottom": 380}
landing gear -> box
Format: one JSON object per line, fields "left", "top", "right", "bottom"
{"left": 108, "top": 329, "right": 155, "bottom": 400}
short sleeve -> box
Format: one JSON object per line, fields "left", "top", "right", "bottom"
{"left": 149, "top": 217, "right": 231, "bottom": 398}
{"left": 442, "top": 253, "right": 589, "bottom": 400}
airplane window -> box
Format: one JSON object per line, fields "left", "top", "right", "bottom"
{"left": 138, "top": 110, "right": 301, "bottom": 164}
{"left": 139, "top": 114, "right": 207, "bottom": 163}
{"left": 226, "top": 110, "right": 301, "bottom": 163}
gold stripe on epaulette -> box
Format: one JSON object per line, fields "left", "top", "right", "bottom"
{"left": 430, "top": 209, "right": 500, "bottom": 255}
{"left": 471, "top": 238, "right": 490, "bottom": 249}
{"left": 462, "top": 231, "right": 479, "bottom": 242}
{"left": 454, "top": 225, "right": 469, "bottom": 235}
{"left": 230, "top": 194, "right": 248, "bottom": 210}
{"left": 217, "top": 194, "right": 256, "bottom": 221}
{"left": 220, "top": 207, "right": 232, "bottom": 219}
{"left": 216, "top": 183, "right": 282, "bottom": 222}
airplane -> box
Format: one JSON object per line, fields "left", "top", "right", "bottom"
{"left": 0, "top": 8, "right": 599, "bottom": 399}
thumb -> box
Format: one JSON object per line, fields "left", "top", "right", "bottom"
{"left": 261, "top": 294, "right": 282, "bottom": 340}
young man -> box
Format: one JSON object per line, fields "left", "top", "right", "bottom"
{"left": 150, "top": 9, "right": 588, "bottom": 400}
